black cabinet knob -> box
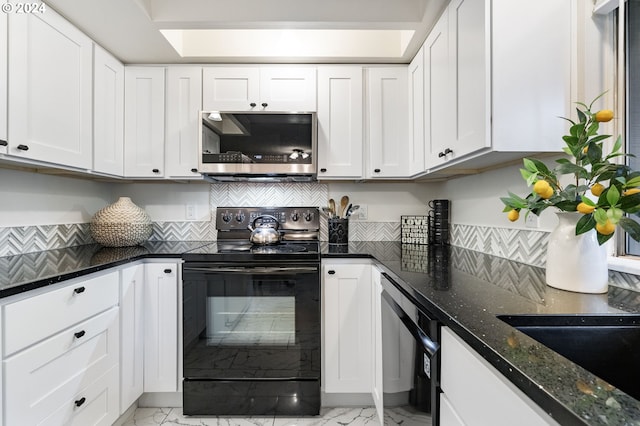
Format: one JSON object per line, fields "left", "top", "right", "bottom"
{"left": 74, "top": 397, "right": 86, "bottom": 407}
{"left": 191, "top": 168, "right": 198, "bottom": 173}
{"left": 164, "top": 268, "right": 172, "bottom": 274}
{"left": 74, "top": 330, "right": 86, "bottom": 339}
{"left": 250, "top": 102, "right": 256, "bottom": 107}
{"left": 73, "top": 286, "right": 86, "bottom": 295}
{"left": 374, "top": 168, "right": 381, "bottom": 173}
{"left": 328, "top": 270, "right": 336, "bottom": 275}
{"left": 261, "top": 103, "right": 268, "bottom": 108}
{"left": 17, "top": 144, "right": 29, "bottom": 151}
{"left": 320, "top": 168, "right": 327, "bottom": 173}
{"left": 0, "top": 140, "right": 7, "bottom": 146}
{"left": 152, "top": 168, "right": 160, "bottom": 173}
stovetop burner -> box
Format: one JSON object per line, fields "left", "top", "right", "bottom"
{"left": 216, "top": 241, "right": 312, "bottom": 254}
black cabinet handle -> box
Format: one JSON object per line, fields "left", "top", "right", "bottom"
{"left": 191, "top": 168, "right": 198, "bottom": 173}
{"left": 250, "top": 102, "right": 256, "bottom": 107}
{"left": 74, "top": 330, "right": 86, "bottom": 339}
{"left": 328, "top": 270, "right": 336, "bottom": 275}
{"left": 73, "top": 286, "right": 86, "bottom": 295}
{"left": 17, "top": 144, "right": 29, "bottom": 151}
{"left": 152, "top": 168, "right": 160, "bottom": 173}
{"left": 0, "top": 140, "right": 7, "bottom": 146}
{"left": 261, "top": 102, "right": 268, "bottom": 108}
{"left": 320, "top": 168, "right": 327, "bottom": 173}
{"left": 374, "top": 168, "right": 381, "bottom": 173}
{"left": 74, "top": 397, "right": 86, "bottom": 407}
{"left": 444, "top": 148, "right": 453, "bottom": 155}
{"left": 438, "top": 151, "right": 445, "bottom": 158}
{"left": 164, "top": 268, "right": 172, "bottom": 274}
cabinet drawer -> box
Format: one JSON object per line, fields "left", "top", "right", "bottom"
{"left": 3, "top": 271, "right": 118, "bottom": 356}
{"left": 4, "top": 307, "right": 119, "bottom": 425}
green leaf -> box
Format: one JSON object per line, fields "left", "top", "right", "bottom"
{"left": 587, "top": 134, "right": 611, "bottom": 144}
{"left": 576, "top": 214, "right": 595, "bottom": 235}
{"left": 562, "top": 147, "right": 574, "bottom": 156}
{"left": 607, "top": 207, "right": 624, "bottom": 223}
{"left": 528, "top": 158, "right": 552, "bottom": 175}
{"left": 570, "top": 122, "right": 585, "bottom": 137}
{"left": 607, "top": 185, "right": 620, "bottom": 207}
{"left": 588, "top": 91, "right": 608, "bottom": 110}
{"left": 523, "top": 158, "right": 538, "bottom": 173}
{"left": 587, "top": 121, "right": 600, "bottom": 136}
{"left": 619, "top": 192, "right": 640, "bottom": 211}
{"left": 626, "top": 176, "right": 640, "bottom": 188}
{"left": 612, "top": 135, "right": 622, "bottom": 153}
{"left": 619, "top": 217, "right": 640, "bottom": 242}
{"left": 586, "top": 142, "right": 603, "bottom": 163}
{"left": 555, "top": 200, "right": 579, "bottom": 211}
{"left": 597, "top": 232, "right": 614, "bottom": 245}
{"left": 556, "top": 162, "right": 588, "bottom": 178}
{"left": 594, "top": 208, "right": 608, "bottom": 224}
{"left": 576, "top": 108, "right": 587, "bottom": 124}
{"left": 580, "top": 195, "right": 596, "bottom": 207}
{"left": 555, "top": 158, "right": 572, "bottom": 165}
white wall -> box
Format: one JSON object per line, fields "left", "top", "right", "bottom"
{"left": 0, "top": 168, "right": 113, "bottom": 226}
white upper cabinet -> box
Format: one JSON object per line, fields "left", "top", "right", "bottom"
{"left": 93, "top": 45, "right": 124, "bottom": 176}
{"left": 408, "top": 47, "right": 425, "bottom": 175}
{"left": 203, "top": 66, "right": 317, "bottom": 111}
{"left": 422, "top": 0, "right": 570, "bottom": 173}
{"left": 124, "top": 66, "right": 166, "bottom": 178}
{"left": 165, "top": 66, "right": 202, "bottom": 179}
{"left": 0, "top": 11, "right": 7, "bottom": 155}
{"left": 8, "top": 8, "right": 92, "bottom": 169}
{"left": 316, "top": 66, "right": 364, "bottom": 179}
{"left": 366, "top": 67, "right": 410, "bottom": 178}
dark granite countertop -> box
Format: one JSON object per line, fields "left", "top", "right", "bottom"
{"left": 322, "top": 241, "right": 640, "bottom": 426}
{"left": 2, "top": 241, "right": 640, "bottom": 424}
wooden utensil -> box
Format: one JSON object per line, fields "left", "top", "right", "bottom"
{"left": 329, "top": 199, "right": 336, "bottom": 218}
{"left": 339, "top": 196, "right": 349, "bottom": 218}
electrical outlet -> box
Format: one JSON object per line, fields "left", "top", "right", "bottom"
{"left": 186, "top": 204, "right": 196, "bottom": 220}
{"left": 355, "top": 204, "right": 368, "bottom": 220}
{"left": 525, "top": 213, "right": 539, "bottom": 228}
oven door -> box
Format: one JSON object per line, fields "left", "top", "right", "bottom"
{"left": 182, "top": 262, "right": 320, "bottom": 415}
{"left": 381, "top": 273, "right": 440, "bottom": 425}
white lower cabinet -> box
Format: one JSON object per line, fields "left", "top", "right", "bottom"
{"left": 119, "top": 264, "right": 145, "bottom": 413}
{"left": 440, "top": 327, "right": 559, "bottom": 426}
{"left": 2, "top": 270, "right": 120, "bottom": 426}
{"left": 371, "top": 267, "right": 384, "bottom": 424}
{"left": 143, "top": 262, "right": 180, "bottom": 392}
{"left": 322, "top": 261, "right": 373, "bottom": 393}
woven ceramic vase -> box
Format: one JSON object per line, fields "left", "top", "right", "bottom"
{"left": 90, "top": 197, "right": 153, "bottom": 247}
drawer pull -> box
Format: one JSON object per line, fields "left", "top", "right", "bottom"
{"left": 74, "top": 397, "right": 86, "bottom": 407}
{"left": 74, "top": 330, "right": 86, "bottom": 339}
{"left": 73, "top": 286, "right": 86, "bottom": 295}
{"left": 152, "top": 168, "right": 160, "bottom": 173}
{"left": 261, "top": 102, "right": 268, "bottom": 108}
{"left": 191, "top": 168, "right": 198, "bottom": 173}
{"left": 0, "top": 140, "right": 7, "bottom": 146}
{"left": 164, "top": 268, "right": 172, "bottom": 274}
{"left": 17, "top": 144, "right": 29, "bottom": 151}
{"left": 374, "top": 168, "right": 381, "bottom": 173}
{"left": 250, "top": 102, "right": 257, "bottom": 107}
{"left": 328, "top": 270, "right": 336, "bottom": 275}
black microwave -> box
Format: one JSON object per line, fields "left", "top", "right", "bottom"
{"left": 198, "top": 111, "right": 317, "bottom": 180}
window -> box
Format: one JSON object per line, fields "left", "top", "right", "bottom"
{"left": 626, "top": 0, "right": 640, "bottom": 255}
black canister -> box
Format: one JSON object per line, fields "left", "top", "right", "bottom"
{"left": 428, "top": 199, "right": 450, "bottom": 245}
{"left": 328, "top": 218, "right": 349, "bottom": 245}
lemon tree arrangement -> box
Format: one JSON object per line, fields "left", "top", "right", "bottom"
{"left": 501, "top": 94, "right": 640, "bottom": 245}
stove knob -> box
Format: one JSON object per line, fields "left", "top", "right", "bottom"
{"left": 221, "top": 212, "right": 232, "bottom": 222}
{"left": 304, "top": 212, "right": 313, "bottom": 221}
{"left": 235, "top": 213, "right": 245, "bottom": 223}
{"left": 291, "top": 212, "right": 299, "bottom": 221}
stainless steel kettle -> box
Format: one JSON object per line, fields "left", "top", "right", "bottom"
{"left": 247, "top": 215, "right": 281, "bottom": 245}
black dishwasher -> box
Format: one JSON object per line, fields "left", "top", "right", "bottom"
{"left": 380, "top": 272, "right": 440, "bottom": 425}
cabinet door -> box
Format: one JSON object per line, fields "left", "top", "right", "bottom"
{"left": 259, "top": 67, "right": 317, "bottom": 111}
{"left": 144, "top": 263, "right": 179, "bottom": 392}
{"left": 93, "top": 45, "right": 124, "bottom": 176}
{"left": 8, "top": 9, "right": 92, "bottom": 168}
{"left": 440, "top": 394, "right": 466, "bottom": 426}
{"left": 0, "top": 11, "right": 7, "bottom": 154}
{"left": 424, "top": 12, "right": 452, "bottom": 168}
{"left": 322, "top": 263, "right": 372, "bottom": 393}
{"left": 408, "top": 47, "right": 425, "bottom": 175}
{"left": 317, "top": 66, "right": 363, "bottom": 179}
{"left": 371, "top": 268, "right": 384, "bottom": 425}
{"left": 124, "top": 67, "right": 165, "bottom": 177}
{"left": 165, "top": 66, "right": 202, "bottom": 178}
{"left": 120, "top": 264, "right": 144, "bottom": 413}
{"left": 202, "top": 67, "right": 260, "bottom": 111}
{"left": 447, "top": 0, "right": 490, "bottom": 159}
{"left": 366, "top": 67, "right": 409, "bottom": 178}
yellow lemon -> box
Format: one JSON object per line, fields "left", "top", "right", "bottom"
{"left": 576, "top": 202, "right": 595, "bottom": 214}
{"left": 594, "top": 109, "right": 614, "bottom": 123}
{"left": 507, "top": 209, "right": 519, "bottom": 222}
{"left": 624, "top": 188, "right": 640, "bottom": 196}
{"left": 533, "top": 180, "right": 551, "bottom": 196}
{"left": 596, "top": 220, "right": 616, "bottom": 235}
{"left": 591, "top": 183, "right": 605, "bottom": 196}
{"left": 540, "top": 186, "right": 554, "bottom": 199}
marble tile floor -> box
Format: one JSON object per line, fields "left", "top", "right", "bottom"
{"left": 123, "top": 406, "right": 432, "bottom": 425}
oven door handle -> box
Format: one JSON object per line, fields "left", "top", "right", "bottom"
{"left": 382, "top": 290, "right": 439, "bottom": 357}
{"left": 183, "top": 266, "right": 318, "bottom": 274}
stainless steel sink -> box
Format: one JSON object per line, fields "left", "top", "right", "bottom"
{"left": 497, "top": 314, "right": 640, "bottom": 400}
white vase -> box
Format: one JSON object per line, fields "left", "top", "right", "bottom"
{"left": 545, "top": 212, "right": 608, "bottom": 294}
{"left": 90, "top": 197, "right": 153, "bottom": 247}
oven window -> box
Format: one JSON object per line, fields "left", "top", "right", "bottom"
{"left": 207, "top": 296, "right": 295, "bottom": 346}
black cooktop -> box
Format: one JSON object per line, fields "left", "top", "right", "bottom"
{"left": 182, "top": 240, "right": 320, "bottom": 263}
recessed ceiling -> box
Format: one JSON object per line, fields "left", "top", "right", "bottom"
{"left": 42, "top": 0, "right": 448, "bottom": 64}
